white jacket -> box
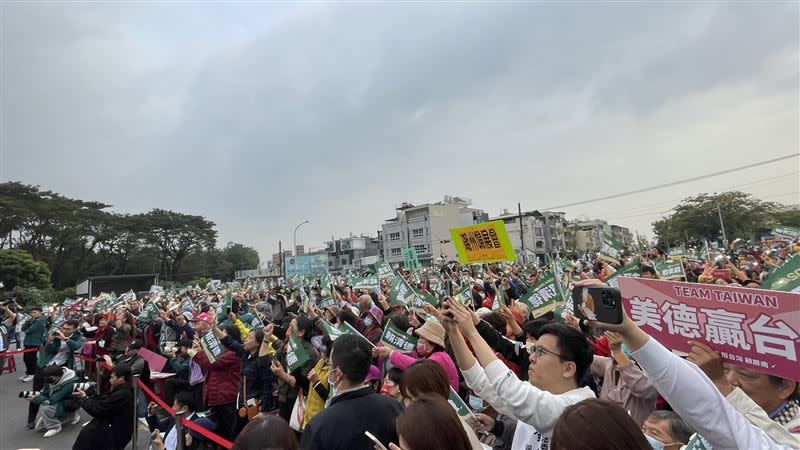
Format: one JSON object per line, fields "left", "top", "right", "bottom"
{"left": 725, "top": 388, "right": 800, "bottom": 448}
{"left": 633, "top": 338, "right": 795, "bottom": 450}
{"left": 462, "top": 360, "right": 595, "bottom": 450}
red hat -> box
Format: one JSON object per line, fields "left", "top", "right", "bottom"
{"left": 191, "top": 312, "right": 214, "bottom": 325}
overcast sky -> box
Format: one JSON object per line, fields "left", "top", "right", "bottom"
{"left": 2, "top": 1, "right": 798, "bottom": 262}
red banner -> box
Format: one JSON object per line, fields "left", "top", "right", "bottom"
{"left": 619, "top": 278, "right": 800, "bottom": 381}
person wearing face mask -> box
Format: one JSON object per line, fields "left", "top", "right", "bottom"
{"left": 301, "top": 334, "right": 402, "bottom": 450}
{"left": 362, "top": 306, "right": 384, "bottom": 345}
{"left": 590, "top": 331, "right": 657, "bottom": 427}
{"left": 381, "top": 368, "right": 403, "bottom": 400}
{"left": 641, "top": 411, "right": 695, "bottom": 450}
{"left": 373, "top": 320, "right": 459, "bottom": 390}
{"left": 25, "top": 364, "right": 80, "bottom": 438}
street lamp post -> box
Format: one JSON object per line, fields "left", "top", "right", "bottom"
{"left": 294, "top": 220, "right": 310, "bottom": 256}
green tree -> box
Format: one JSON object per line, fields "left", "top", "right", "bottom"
{"left": 0, "top": 249, "right": 52, "bottom": 290}
{"left": 141, "top": 209, "right": 217, "bottom": 279}
{"left": 653, "top": 191, "right": 780, "bottom": 244}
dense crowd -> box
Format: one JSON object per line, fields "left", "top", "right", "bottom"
{"left": 1, "top": 236, "right": 799, "bottom": 450}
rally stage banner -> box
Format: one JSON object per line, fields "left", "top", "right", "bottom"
{"left": 450, "top": 220, "right": 517, "bottom": 265}
{"left": 618, "top": 278, "right": 800, "bottom": 381}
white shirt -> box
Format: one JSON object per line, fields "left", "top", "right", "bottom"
{"left": 462, "top": 360, "right": 595, "bottom": 450}
{"left": 165, "top": 412, "right": 194, "bottom": 450}
{"left": 48, "top": 340, "right": 69, "bottom": 366}
{"left": 633, "top": 337, "right": 794, "bottom": 449}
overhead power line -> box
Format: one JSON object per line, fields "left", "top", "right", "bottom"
{"left": 543, "top": 153, "right": 799, "bottom": 210}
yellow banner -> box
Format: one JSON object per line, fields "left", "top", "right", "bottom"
{"left": 450, "top": 220, "right": 517, "bottom": 264}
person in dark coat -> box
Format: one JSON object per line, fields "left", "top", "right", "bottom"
{"left": 72, "top": 364, "right": 134, "bottom": 450}
{"left": 301, "top": 334, "right": 402, "bottom": 450}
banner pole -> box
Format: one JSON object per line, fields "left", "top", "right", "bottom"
{"left": 175, "top": 410, "right": 186, "bottom": 450}
{"left": 132, "top": 374, "right": 140, "bottom": 449}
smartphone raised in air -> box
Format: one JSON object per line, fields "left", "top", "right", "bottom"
{"left": 571, "top": 286, "right": 623, "bottom": 325}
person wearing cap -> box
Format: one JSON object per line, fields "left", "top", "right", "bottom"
{"left": 93, "top": 313, "right": 115, "bottom": 358}
{"left": 165, "top": 310, "right": 196, "bottom": 341}
{"left": 190, "top": 312, "right": 214, "bottom": 336}
{"left": 188, "top": 311, "right": 242, "bottom": 441}
{"left": 362, "top": 306, "right": 384, "bottom": 345}
{"left": 373, "top": 320, "right": 459, "bottom": 391}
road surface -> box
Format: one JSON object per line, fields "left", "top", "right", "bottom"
{"left": 1, "top": 351, "right": 151, "bottom": 450}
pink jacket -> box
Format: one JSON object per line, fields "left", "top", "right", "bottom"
{"left": 390, "top": 350, "right": 459, "bottom": 391}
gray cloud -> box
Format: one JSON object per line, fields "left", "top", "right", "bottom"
{"left": 2, "top": 2, "right": 797, "bottom": 260}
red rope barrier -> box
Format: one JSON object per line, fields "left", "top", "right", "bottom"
{"left": 0, "top": 348, "right": 39, "bottom": 357}
{"left": 135, "top": 378, "right": 234, "bottom": 449}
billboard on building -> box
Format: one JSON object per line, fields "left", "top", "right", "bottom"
{"left": 285, "top": 254, "right": 329, "bottom": 277}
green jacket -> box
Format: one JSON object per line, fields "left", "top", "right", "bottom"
{"left": 33, "top": 368, "right": 79, "bottom": 419}
{"left": 169, "top": 355, "right": 191, "bottom": 380}
{"left": 22, "top": 316, "right": 48, "bottom": 347}
{"left": 37, "top": 332, "right": 85, "bottom": 370}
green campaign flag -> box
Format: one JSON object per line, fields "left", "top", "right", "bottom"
{"left": 373, "top": 261, "right": 395, "bottom": 280}
{"left": 402, "top": 247, "right": 420, "bottom": 271}
{"left": 598, "top": 233, "right": 625, "bottom": 265}
{"left": 63, "top": 298, "right": 77, "bottom": 307}
{"left": 448, "top": 388, "right": 475, "bottom": 421}
{"left": 761, "top": 255, "right": 800, "bottom": 292}
{"left": 380, "top": 321, "right": 418, "bottom": 352}
{"left": 771, "top": 225, "right": 800, "bottom": 240}
{"left": 454, "top": 284, "right": 473, "bottom": 306}
{"left": 341, "top": 321, "right": 375, "bottom": 347}
{"left": 138, "top": 301, "right": 161, "bottom": 323}
{"left": 224, "top": 292, "right": 233, "bottom": 313}
{"left": 410, "top": 285, "right": 439, "bottom": 308}
{"left": 605, "top": 261, "right": 642, "bottom": 289}
{"left": 667, "top": 245, "right": 686, "bottom": 260}
{"left": 656, "top": 260, "right": 686, "bottom": 280}
{"left": 351, "top": 275, "right": 379, "bottom": 291}
{"left": 286, "top": 333, "right": 310, "bottom": 372}
{"left": 199, "top": 331, "right": 225, "bottom": 364}
{"left": 246, "top": 313, "right": 264, "bottom": 330}
{"left": 320, "top": 320, "right": 348, "bottom": 340}
{"left": 318, "top": 297, "right": 338, "bottom": 310}
{"left": 518, "top": 272, "right": 562, "bottom": 318}
{"left": 389, "top": 276, "right": 417, "bottom": 306}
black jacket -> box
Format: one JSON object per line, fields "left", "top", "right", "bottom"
{"left": 301, "top": 386, "right": 402, "bottom": 450}
{"left": 476, "top": 320, "right": 530, "bottom": 380}
{"left": 72, "top": 382, "right": 134, "bottom": 450}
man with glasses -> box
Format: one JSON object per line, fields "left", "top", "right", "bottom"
{"left": 26, "top": 319, "right": 85, "bottom": 430}
{"left": 443, "top": 298, "right": 595, "bottom": 450}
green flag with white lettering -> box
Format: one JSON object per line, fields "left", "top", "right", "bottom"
{"left": 518, "top": 272, "right": 562, "bottom": 318}
{"left": 761, "top": 255, "right": 800, "bottom": 292}
{"left": 286, "top": 333, "right": 310, "bottom": 372}
{"left": 656, "top": 260, "right": 686, "bottom": 280}
{"left": 605, "top": 260, "right": 643, "bottom": 289}
{"left": 598, "top": 233, "right": 625, "bottom": 265}
{"left": 380, "top": 321, "right": 418, "bottom": 352}
{"left": 389, "top": 276, "right": 417, "bottom": 306}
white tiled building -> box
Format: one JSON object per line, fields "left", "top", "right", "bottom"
{"left": 382, "top": 196, "right": 488, "bottom": 267}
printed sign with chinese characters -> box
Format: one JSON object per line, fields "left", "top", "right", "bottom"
{"left": 619, "top": 278, "right": 800, "bottom": 381}
{"left": 450, "top": 220, "right": 517, "bottom": 265}
{"left": 199, "top": 331, "right": 225, "bottom": 364}
{"left": 380, "top": 321, "right": 418, "bottom": 352}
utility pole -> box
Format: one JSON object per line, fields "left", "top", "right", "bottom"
{"left": 518, "top": 203, "right": 525, "bottom": 263}
{"left": 714, "top": 193, "right": 728, "bottom": 248}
